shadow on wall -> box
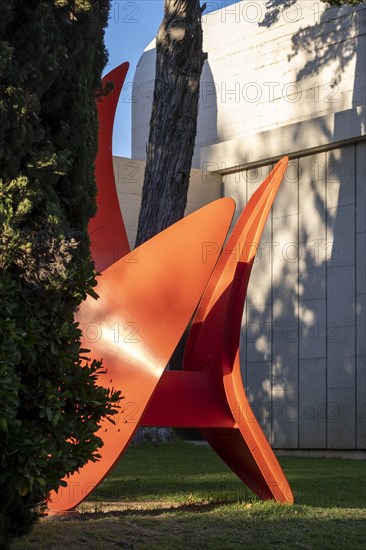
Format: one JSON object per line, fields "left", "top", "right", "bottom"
{"left": 260, "top": 0, "right": 361, "bottom": 85}
{"left": 241, "top": 147, "right": 364, "bottom": 450}
{"left": 217, "top": 1, "right": 365, "bottom": 449}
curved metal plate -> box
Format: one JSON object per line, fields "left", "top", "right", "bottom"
{"left": 48, "top": 198, "right": 235, "bottom": 512}
{"left": 183, "top": 158, "right": 294, "bottom": 503}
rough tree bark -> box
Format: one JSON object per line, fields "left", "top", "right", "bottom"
{"left": 133, "top": 1, "right": 206, "bottom": 443}
{"left": 135, "top": 0, "right": 207, "bottom": 247}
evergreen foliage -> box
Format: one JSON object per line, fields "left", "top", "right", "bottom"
{"left": 0, "top": 1, "right": 121, "bottom": 547}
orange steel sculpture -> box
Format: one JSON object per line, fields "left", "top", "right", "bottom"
{"left": 47, "top": 64, "right": 294, "bottom": 513}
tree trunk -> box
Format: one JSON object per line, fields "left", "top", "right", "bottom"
{"left": 135, "top": 0, "right": 207, "bottom": 247}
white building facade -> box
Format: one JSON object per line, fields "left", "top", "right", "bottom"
{"left": 127, "top": 0, "right": 366, "bottom": 451}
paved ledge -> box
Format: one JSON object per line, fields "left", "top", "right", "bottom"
{"left": 274, "top": 449, "right": 366, "bottom": 460}
{"left": 200, "top": 109, "right": 366, "bottom": 171}
{"left": 187, "top": 441, "right": 366, "bottom": 460}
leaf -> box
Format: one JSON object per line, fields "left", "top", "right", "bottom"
{"left": 36, "top": 477, "right": 47, "bottom": 488}
{"left": 51, "top": 412, "right": 61, "bottom": 426}
{"left": 0, "top": 418, "right": 8, "bottom": 432}
{"left": 50, "top": 342, "right": 58, "bottom": 355}
{"left": 59, "top": 321, "right": 69, "bottom": 336}
{"left": 16, "top": 480, "right": 29, "bottom": 496}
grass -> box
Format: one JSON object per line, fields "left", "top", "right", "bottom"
{"left": 12, "top": 440, "right": 366, "bottom": 550}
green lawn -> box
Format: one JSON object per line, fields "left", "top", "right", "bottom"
{"left": 12, "top": 440, "right": 366, "bottom": 550}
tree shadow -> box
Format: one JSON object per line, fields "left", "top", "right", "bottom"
{"left": 70, "top": 500, "right": 233, "bottom": 521}
{"left": 260, "top": 0, "right": 362, "bottom": 84}
{"left": 259, "top": 0, "right": 297, "bottom": 29}
{"left": 242, "top": 146, "right": 363, "bottom": 448}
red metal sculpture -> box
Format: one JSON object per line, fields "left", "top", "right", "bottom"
{"left": 47, "top": 64, "right": 293, "bottom": 513}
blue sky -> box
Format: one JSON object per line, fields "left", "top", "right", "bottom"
{"left": 104, "top": 0, "right": 238, "bottom": 157}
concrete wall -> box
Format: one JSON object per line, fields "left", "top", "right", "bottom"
{"left": 130, "top": 1, "right": 366, "bottom": 449}
{"left": 227, "top": 144, "right": 365, "bottom": 450}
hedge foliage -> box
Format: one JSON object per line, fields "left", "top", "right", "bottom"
{"left": 0, "top": 1, "right": 121, "bottom": 547}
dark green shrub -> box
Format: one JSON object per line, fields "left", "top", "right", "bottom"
{"left": 0, "top": 1, "right": 120, "bottom": 547}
